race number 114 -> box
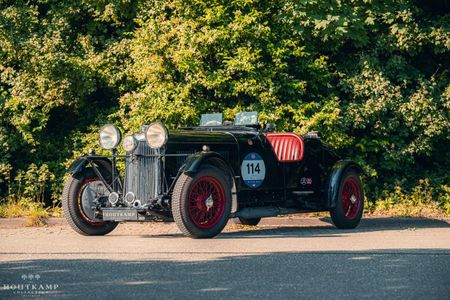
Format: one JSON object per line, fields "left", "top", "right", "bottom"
{"left": 246, "top": 162, "right": 261, "bottom": 175}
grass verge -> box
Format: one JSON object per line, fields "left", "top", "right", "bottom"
{"left": 366, "top": 180, "right": 449, "bottom": 218}
{"left": 0, "top": 199, "right": 63, "bottom": 226}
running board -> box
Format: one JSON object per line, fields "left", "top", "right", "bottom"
{"left": 292, "top": 191, "right": 314, "bottom": 195}
{"left": 230, "top": 207, "right": 303, "bottom": 219}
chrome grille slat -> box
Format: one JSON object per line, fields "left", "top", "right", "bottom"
{"left": 124, "top": 141, "right": 159, "bottom": 205}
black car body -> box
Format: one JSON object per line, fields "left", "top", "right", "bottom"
{"left": 63, "top": 112, "right": 364, "bottom": 238}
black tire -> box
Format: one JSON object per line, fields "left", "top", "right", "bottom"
{"left": 172, "top": 165, "right": 232, "bottom": 238}
{"left": 330, "top": 170, "right": 364, "bottom": 229}
{"left": 62, "top": 168, "right": 118, "bottom": 236}
{"left": 233, "top": 217, "right": 261, "bottom": 226}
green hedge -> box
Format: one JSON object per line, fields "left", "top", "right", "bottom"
{"left": 0, "top": 0, "right": 449, "bottom": 209}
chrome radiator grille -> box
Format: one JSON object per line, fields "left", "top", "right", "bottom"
{"left": 124, "top": 141, "right": 160, "bottom": 205}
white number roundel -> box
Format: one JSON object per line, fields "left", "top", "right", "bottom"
{"left": 241, "top": 152, "right": 266, "bottom": 188}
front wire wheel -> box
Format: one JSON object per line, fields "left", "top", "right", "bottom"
{"left": 62, "top": 168, "right": 118, "bottom": 236}
{"left": 330, "top": 171, "right": 364, "bottom": 229}
{"left": 172, "top": 166, "right": 232, "bottom": 238}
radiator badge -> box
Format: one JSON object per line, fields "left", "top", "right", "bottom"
{"left": 300, "top": 177, "right": 313, "bottom": 185}
{"left": 241, "top": 152, "right": 266, "bottom": 188}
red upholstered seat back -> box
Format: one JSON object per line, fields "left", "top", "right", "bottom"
{"left": 266, "top": 133, "right": 304, "bottom": 162}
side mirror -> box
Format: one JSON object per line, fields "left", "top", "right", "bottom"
{"left": 266, "top": 123, "right": 276, "bottom": 132}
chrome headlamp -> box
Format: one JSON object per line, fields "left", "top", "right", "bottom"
{"left": 122, "top": 135, "right": 138, "bottom": 152}
{"left": 99, "top": 124, "right": 121, "bottom": 150}
{"left": 145, "top": 123, "right": 168, "bottom": 149}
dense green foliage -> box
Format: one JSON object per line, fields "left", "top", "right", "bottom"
{"left": 0, "top": 0, "right": 449, "bottom": 210}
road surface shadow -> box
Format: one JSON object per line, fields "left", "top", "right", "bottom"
{"left": 148, "top": 217, "right": 450, "bottom": 239}
{"left": 0, "top": 249, "right": 449, "bottom": 299}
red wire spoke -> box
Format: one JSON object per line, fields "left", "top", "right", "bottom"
{"left": 187, "top": 176, "right": 226, "bottom": 229}
{"left": 341, "top": 177, "right": 361, "bottom": 220}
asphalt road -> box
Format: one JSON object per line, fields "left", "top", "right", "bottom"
{"left": 0, "top": 217, "right": 449, "bottom": 299}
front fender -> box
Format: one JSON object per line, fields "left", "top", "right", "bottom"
{"left": 180, "top": 151, "right": 229, "bottom": 175}
{"left": 179, "top": 151, "right": 238, "bottom": 213}
{"left": 66, "top": 156, "right": 114, "bottom": 175}
{"left": 67, "top": 157, "right": 89, "bottom": 174}
{"left": 66, "top": 155, "right": 121, "bottom": 193}
{"left": 327, "top": 160, "right": 363, "bottom": 208}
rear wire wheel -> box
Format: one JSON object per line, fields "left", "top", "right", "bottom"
{"left": 172, "top": 166, "right": 232, "bottom": 238}
{"left": 330, "top": 170, "right": 364, "bottom": 229}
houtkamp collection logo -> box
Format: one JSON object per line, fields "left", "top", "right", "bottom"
{"left": 1, "top": 273, "right": 60, "bottom": 298}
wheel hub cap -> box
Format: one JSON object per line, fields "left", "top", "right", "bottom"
{"left": 350, "top": 195, "right": 357, "bottom": 204}
{"left": 205, "top": 194, "right": 214, "bottom": 211}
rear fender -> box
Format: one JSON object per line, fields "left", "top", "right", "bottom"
{"left": 327, "top": 160, "right": 363, "bottom": 208}
{"left": 179, "top": 151, "right": 238, "bottom": 213}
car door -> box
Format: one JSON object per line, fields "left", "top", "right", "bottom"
{"left": 235, "top": 132, "right": 284, "bottom": 207}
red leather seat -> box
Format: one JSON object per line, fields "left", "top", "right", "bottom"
{"left": 266, "top": 133, "right": 304, "bottom": 162}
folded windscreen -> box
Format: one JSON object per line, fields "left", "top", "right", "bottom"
{"left": 235, "top": 111, "right": 258, "bottom": 126}
{"left": 200, "top": 113, "right": 223, "bottom": 126}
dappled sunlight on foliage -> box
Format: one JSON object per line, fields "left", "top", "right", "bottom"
{"left": 366, "top": 179, "right": 449, "bottom": 218}
{"left": 0, "top": 0, "right": 449, "bottom": 215}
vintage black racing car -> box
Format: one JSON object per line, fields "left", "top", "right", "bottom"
{"left": 63, "top": 112, "right": 364, "bottom": 238}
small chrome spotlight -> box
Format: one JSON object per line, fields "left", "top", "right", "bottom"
{"left": 124, "top": 192, "right": 135, "bottom": 204}
{"left": 108, "top": 192, "right": 119, "bottom": 205}
{"left": 133, "top": 200, "right": 142, "bottom": 208}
